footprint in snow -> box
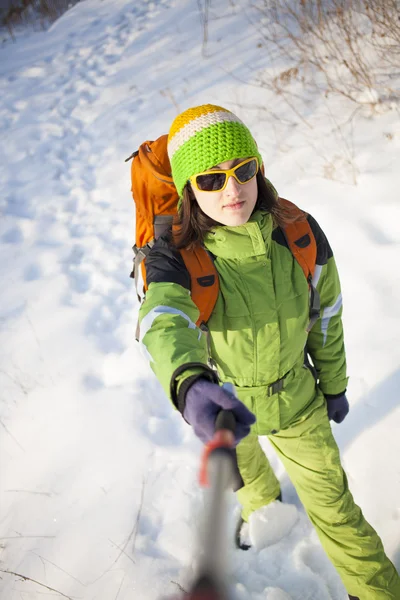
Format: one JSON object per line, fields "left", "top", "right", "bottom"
{"left": 142, "top": 415, "right": 182, "bottom": 447}
{"left": 24, "top": 263, "right": 42, "bottom": 281}
{"left": 1, "top": 225, "right": 24, "bottom": 244}
{"left": 84, "top": 307, "right": 126, "bottom": 354}
{"left": 68, "top": 268, "right": 92, "bottom": 293}
{"left": 82, "top": 373, "right": 104, "bottom": 391}
{"left": 295, "top": 541, "right": 347, "bottom": 599}
{"left": 234, "top": 582, "right": 293, "bottom": 600}
{"left": 361, "top": 220, "right": 395, "bottom": 245}
{"left": 65, "top": 244, "right": 85, "bottom": 265}
{"left": 5, "top": 194, "right": 35, "bottom": 219}
{"left": 263, "top": 588, "right": 292, "bottom": 600}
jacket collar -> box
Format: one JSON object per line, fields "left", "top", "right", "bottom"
{"left": 204, "top": 211, "right": 273, "bottom": 259}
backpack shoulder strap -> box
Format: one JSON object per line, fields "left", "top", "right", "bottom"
{"left": 279, "top": 198, "right": 316, "bottom": 280}
{"left": 179, "top": 246, "right": 219, "bottom": 327}
{"left": 279, "top": 198, "right": 320, "bottom": 332}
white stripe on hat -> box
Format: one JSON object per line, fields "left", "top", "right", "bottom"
{"left": 168, "top": 110, "right": 244, "bottom": 158}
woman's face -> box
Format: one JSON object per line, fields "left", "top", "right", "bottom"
{"left": 191, "top": 158, "right": 258, "bottom": 226}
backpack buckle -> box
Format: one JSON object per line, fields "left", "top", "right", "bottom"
{"left": 132, "top": 243, "right": 154, "bottom": 300}
{"left": 133, "top": 243, "right": 153, "bottom": 261}
{"left": 306, "top": 308, "right": 320, "bottom": 333}
{"left": 267, "top": 377, "right": 285, "bottom": 397}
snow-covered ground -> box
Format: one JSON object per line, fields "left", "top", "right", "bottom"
{"left": 0, "top": 1, "right": 399, "bottom": 599}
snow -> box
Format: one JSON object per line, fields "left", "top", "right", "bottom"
{"left": 0, "top": 1, "right": 399, "bottom": 599}
{"left": 241, "top": 501, "right": 298, "bottom": 551}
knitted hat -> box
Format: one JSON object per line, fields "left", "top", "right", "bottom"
{"left": 167, "top": 104, "right": 263, "bottom": 199}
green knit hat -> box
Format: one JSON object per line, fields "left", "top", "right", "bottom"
{"left": 167, "top": 104, "right": 263, "bottom": 200}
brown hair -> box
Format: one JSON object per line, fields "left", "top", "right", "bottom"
{"left": 173, "top": 171, "right": 296, "bottom": 250}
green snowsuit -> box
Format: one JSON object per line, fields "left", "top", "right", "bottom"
{"left": 139, "top": 210, "right": 400, "bottom": 599}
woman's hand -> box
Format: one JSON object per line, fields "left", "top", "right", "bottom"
{"left": 184, "top": 379, "right": 256, "bottom": 444}
{"left": 325, "top": 393, "right": 349, "bottom": 424}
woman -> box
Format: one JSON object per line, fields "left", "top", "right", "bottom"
{"left": 138, "top": 104, "right": 400, "bottom": 599}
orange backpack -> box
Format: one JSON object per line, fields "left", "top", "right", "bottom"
{"left": 127, "top": 135, "right": 320, "bottom": 337}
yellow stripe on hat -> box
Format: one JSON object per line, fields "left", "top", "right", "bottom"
{"left": 168, "top": 104, "right": 230, "bottom": 140}
{"left": 168, "top": 110, "right": 243, "bottom": 158}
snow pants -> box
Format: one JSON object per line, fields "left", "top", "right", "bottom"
{"left": 235, "top": 391, "right": 400, "bottom": 600}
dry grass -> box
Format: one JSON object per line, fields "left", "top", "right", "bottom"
{"left": 253, "top": 0, "right": 400, "bottom": 108}
{"left": 2, "top": 0, "right": 79, "bottom": 40}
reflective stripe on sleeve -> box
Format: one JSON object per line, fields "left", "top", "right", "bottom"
{"left": 321, "top": 293, "right": 342, "bottom": 347}
{"left": 139, "top": 305, "right": 199, "bottom": 344}
{"left": 312, "top": 264, "right": 323, "bottom": 289}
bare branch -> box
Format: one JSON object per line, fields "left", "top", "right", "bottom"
{"left": 0, "top": 418, "right": 25, "bottom": 452}
{"left": 114, "top": 574, "right": 125, "bottom": 600}
{"left": 0, "top": 569, "right": 75, "bottom": 600}
{"left": 171, "top": 580, "right": 188, "bottom": 594}
{"left": 0, "top": 536, "right": 56, "bottom": 540}
{"left": 253, "top": 0, "right": 400, "bottom": 106}
{"left": 197, "top": 0, "right": 211, "bottom": 57}
{"left": 5, "top": 490, "right": 54, "bottom": 497}
{"left": 85, "top": 478, "right": 146, "bottom": 586}
{"left": 107, "top": 539, "right": 136, "bottom": 566}
{"left": 30, "top": 553, "right": 86, "bottom": 587}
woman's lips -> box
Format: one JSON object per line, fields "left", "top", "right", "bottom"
{"left": 223, "top": 201, "right": 245, "bottom": 210}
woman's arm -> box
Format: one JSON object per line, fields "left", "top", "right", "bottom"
{"left": 138, "top": 237, "right": 216, "bottom": 407}
{"left": 306, "top": 215, "right": 348, "bottom": 396}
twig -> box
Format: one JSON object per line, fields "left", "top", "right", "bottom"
{"left": 268, "top": 81, "right": 314, "bottom": 129}
{"left": 119, "top": 478, "right": 145, "bottom": 561}
{"left": 132, "top": 479, "right": 145, "bottom": 556}
{"left": 0, "top": 536, "right": 55, "bottom": 540}
{"left": 5, "top": 490, "right": 54, "bottom": 497}
{"left": 30, "top": 553, "right": 86, "bottom": 587}
{"left": 114, "top": 574, "right": 125, "bottom": 600}
{"left": 0, "top": 364, "right": 34, "bottom": 395}
{"left": 160, "top": 88, "right": 181, "bottom": 114}
{"left": 0, "top": 418, "right": 25, "bottom": 452}
{"left": 171, "top": 580, "right": 188, "bottom": 594}
{"left": 85, "top": 479, "right": 146, "bottom": 585}
{"left": 197, "top": 0, "right": 210, "bottom": 57}
{"left": 0, "top": 569, "right": 75, "bottom": 600}
{"left": 107, "top": 539, "right": 136, "bottom": 566}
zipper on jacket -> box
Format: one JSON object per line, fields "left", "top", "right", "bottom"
{"left": 238, "top": 263, "right": 258, "bottom": 384}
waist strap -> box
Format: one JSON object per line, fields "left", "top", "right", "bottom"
{"left": 267, "top": 373, "right": 288, "bottom": 397}
{"left": 232, "top": 371, "right": 291, "bottom": 398}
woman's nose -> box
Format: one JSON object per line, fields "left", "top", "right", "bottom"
{"left": 224, "top": 175, "right": 240, "bottom": 194}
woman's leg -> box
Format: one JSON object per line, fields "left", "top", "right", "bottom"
{"left": 268, "top": 391, "right": 400, "bottom": 600}
{"left": 236, "top": 425, "right": 281, "bottom": 522}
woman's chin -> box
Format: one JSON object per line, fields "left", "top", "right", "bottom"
{"left": 220, "top": 209, "right": 251, "bottom": 227}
